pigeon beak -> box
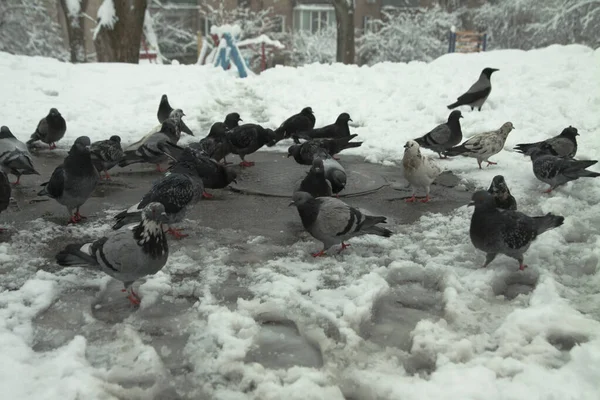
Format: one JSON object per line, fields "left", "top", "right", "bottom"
{"left": 85, "top": 145, "right": 91, "bottom": 151}
{"left": 239, "top": 118, "right": 243, "bottom": 122}
{"left": 467, "top": 202, "right": 474, "bottom": 207}
{"left": 233, "top": 179, "right": 238, "bottom": 184}
{"left": 460, "top": 115, "right": 464, "bottom": 119}
{"left": 288, "top": 200, "right": 295, "bottom": 207}
{"left": 349, "top": 118, "right": 353, "bottom": 122}
{"left": 287, "top": 154, "right": 292, "bottom": 158}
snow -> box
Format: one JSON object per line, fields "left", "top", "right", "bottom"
{"left": 65, "top": 0, "right": 82, "bottom": 18}
{"left": 211, "top": 24, "right": 243, "bottom": 38}
{"left": 93, "top": 0, "right": 117, "bottom": 40}
{"left": 1, "top": 44, "right": 600, "bottom": 399}
{"left": 238, "top": 35, "right": 285, "bottom": 50}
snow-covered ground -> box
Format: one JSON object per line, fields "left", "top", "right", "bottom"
{"left": 1, "top": 45, "right": 600, "bottom": 399}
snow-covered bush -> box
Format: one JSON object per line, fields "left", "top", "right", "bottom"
{"left": 289, "top": 27, "right": 337, "bottom": 65}
{"left": 473, "top": 0, "right": 600, "bottom": 50}
{"left": 357, "top": 6, "right": 459, "bottom": 65}
{"left": 0, "top": 0, "right": 67, "bottom": 59}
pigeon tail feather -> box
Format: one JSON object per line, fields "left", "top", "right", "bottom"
{"left": 56, "top": 243, "right": 96, "bottom": 266}
{"left": 443, "top": 145, "right": 468, "bottom": 157}
{"left": 112, "top": 210, "right": 142, "bottom": 230}
{"left": 447, "top": 101, "right": 461, "bottom": 110}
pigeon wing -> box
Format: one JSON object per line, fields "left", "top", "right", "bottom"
{"left": 138, "top": 174, "right": 195, "bottom": 215}
{"left": 227, "top": 127, "right": 256, "bottom": 150}
{"left": 499, "top": 211, "right": 536, "bottom": 249}
{"left": 313, "top": 197, "right": 357, "bottom": 237}
{"left": 426, "top": 124, "right": 451, "bottom": 145}
{"left": 44, "top": 165, "right": 66, "bottom": 198}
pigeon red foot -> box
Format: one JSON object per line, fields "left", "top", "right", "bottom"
{"left": 156, "top": 164, "right": 166, "bottom": 173}
{"left": 405, "top": 195, "right": 417, "bottom": 203}
{"left": 102, "top": 171, "right": 112, "bottom": 180}
{"left": 49, "top": 143, "right": 57, "bottom": 150}
{"left": 338, "top": 242, "right": 351, "bottom": 253}
{"left": 420, "top": 195, "right": 431, "bottom": 203}
{"left": 167, "top": 227, "right": 188, "bottom": 239}
{"left": 486, "top": 161, "right": 498, "bottom": 167}
{"left": 312, "top": 250, "right": 326, "bottom": 257}
{"left": 11, "top": 176, "right": 20, "bottom": 185}
{"left": 519, "top": 263, "right": 528, "bottom": 271}
{"left": 543, "top": 188, "right": 553, "bottom": 194}
{"left": 202, "top": 192, "right": 214, "bottom": 199}
{"left": 240, "top": 161, "right": 255, "bottom": 167}
{"left": 122, "top": 287, "right": 141, "bottom": 306}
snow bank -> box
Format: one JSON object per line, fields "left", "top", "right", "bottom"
{"left": 238, "top": 35, "right": 285, "bottom": 50}
{"left": 0, "top": 45, "right": 600, "bottom": 399}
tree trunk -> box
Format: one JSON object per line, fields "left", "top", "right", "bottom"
{"left": 59, "top": 0, "right": 88, "bottom": 63}
{"left": 332, "top": 0, "right": 355, "bottom": 64}
{"left": 94, "top": 0, "right": 147, "bottom": 63}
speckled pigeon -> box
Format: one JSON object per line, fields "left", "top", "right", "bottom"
{"left": 443, "top": 122, "right": 515, "bottom": 168}
{"left": 469, "top": 190, "right": 564, "bottom": 270}
{"left": 27, "top": 108, "right": 67, "bottom": 150}
{"left": 0, "top": 126, "right": 39, "bottom": 184}
{"left": 447, "top": 68, "right": 499, "bottom": 111}
{"left": 488, "top": 175, "right": 517, "bottom": 210}
{"left": 514, "top": 126, "right": 579, "bottom": 158}
{"left": 112, "top": 148, "right": 208, "bottom": 238}
{"left": 37, "top": 136, "right": 100, "bottom": 224}
{"left": 275, "top": 107, "right": 316, "bottom": 143}
{"left": 56, "top": 202, "right": 169, "bottom": 306}
{"left": 157, "top": 94, "right": 194, "bottom": 136}
{"left": 414, "top": 110, "right": 463, "bottom": 159}
{"left": 225, "top": 123, "right": 278, "bottom": 167}
{"left": 90, "top": 135, "right": 124, "bottom": 180}
{"left": 529, "top": 149, "right": 600, "bottom": 193}
{"left": 289, "top": 191, "right": 392, "bottom": 257}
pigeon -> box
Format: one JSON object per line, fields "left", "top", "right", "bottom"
{"left": 289, "top": 191, "right": 392, "bottom": 257}
{"left": 514, "top": 126, "right": 579, "bottom": 158}
{"left": 414, "top": 110, "right": 463, "bottom": 158}
{"left": 157, "top": 94, "right": 194, "bottom": 136}
{"left": 287, "top": 135, "right": 363, "bottom": 165}
{"left": 56, "top": 202, "right": 169, "bottom": 306}
{"left": 488, "top": 175, "right": 517, "bottom": 211}
{"left": 112, "top": 148, "right": 207, "bottom": 238}
{"left": 188, "top": 122, "right": 231, "bottom": 163}
{"left": 37, "top": 136, "right": 100, "bottom": 224}
{"left": 274, "top": 107, "right": 316, "bottom": 143}
{"left": 224, "top": 112, "right": 243, "bottom": 130}
{"left": 402, "top": 140, "right": 442, "bottom": 203}
{"left": 443, "top": 122, "right": 515, "bottom": 168}
{"left": 296, "top": 157, "right": 333, "bottom": 198}
{"left": 27, "top": 108, "right": 67, "bottom": 150}
{"left": 126, "top": 109, "right": 189, "bottom": 155}
{"left": 0, "top": 171, "right": 10, "bottom": 231}
{"left": 119, "top": 120, "right": 180, "bottom": 172}
{"left": 293, "top": 113, "right": 352, "bottom": 141}
{"left": 0, "top": 126, "right": 40, "bottom": 184}
{"left": 225, "top": 123, "right": 278, "bottom": 167}
{"left": 447, "top": 68, "right": 499, "bottom": 111}
{"left": 322, "top": 156, "right": 347, "bottom": 196}
{"left": 468, "top": 190, "right": 564, "bottom": 270}
{"left": 529, "top": 149, "right": 600, "bottom": 193}
{"left": 90, "top": 135, "right": 124, "bottom": 180}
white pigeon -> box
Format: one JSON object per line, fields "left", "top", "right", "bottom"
{"left": 402, "top": 140, "right": 442, "bottom": 203}
{"left": 443, "top": 122, "right": 515, "bottom": 169}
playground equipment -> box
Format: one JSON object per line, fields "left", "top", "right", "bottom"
{"left": 197, "top": 24, "right": 284, "bottom": 76}
{"left": 448, "top": 27, "right": 487, "bottom": 53}
{"left": 139, "top": 37, "right": 159, "bottom": 63}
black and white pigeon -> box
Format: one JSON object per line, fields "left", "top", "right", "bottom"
{"left": 112, "top": 148, "right": 207, "bottom": 238}
{"left": 0, "top": 171, "right": 10, "bottom": 231}
{"left": 90, "top": 135, "right": 124, "bottom": 180}
{"left": 119, "top": 120, "right": 180, "bottom": 172}
{"left": 157, "top": 94, "right": 194, "bottom": 136}
{"left": 188, "top": 122, "right": 231, "bottom": 163}
{"left": 275, "top": 107, "right": 316, "bottom": 143}
{"left": 37, "top": 136, "right": 100, "bottom": 224}
{"left": 414, "top": 110, "right": 463, "bottom": 159}
{"left": 287, "top": 135, "right": 363, "bottom": 165}
{"left": 296, "top": 157, "right": 333, "bottom": 198}
{"left": 224, "top": 112, "right": 243, "bottom": 130}
{"left": 443, "top": 122, "right": 515, "bottom": 168}
{"left": 56, "top": 202, "right": 169, "bottom": 306}
{"left": 529, "top": 149, "right": 600, "bottom": 193}
{"left": 225, "top": 123, "right": 278, "bottom": 167}
{"left": 487, "top": 175, "right": 517, "bottom": 211}
{"left": 293, "top": 112, "right": 352, "bottom": 142}
{"left": 27, "top": 107, "right": 67, "bottom": 150}
{"left": 469, "top": 190, "right": 564, "bottom": 270}
{"left": 447, "top": 68, "right": 499, "bottom": 111}
{"left": 514, "top": 126, "right": 579, "bottom": 158}
{"left": 0, "top": 126, "right": 40, "bottom": 184}
{"left": 289, "top": 191, "right": 392, "bottom": 257}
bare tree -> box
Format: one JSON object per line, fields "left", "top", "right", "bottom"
{"left": 93, "top": 0, "right": 147, "bottom": 63}
{"left": 332, "top": 0, "right": 355, "bottom": 64}
{"left": 58, "top": 0, "right": 89, "bottom": 63}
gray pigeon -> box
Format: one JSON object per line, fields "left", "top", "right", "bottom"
{"left": 514, "top": 126, "right": 579, "bottom": 158}
{"left": 119, "top": 120, "right": 180, "bottom": 172}
{"left": 487, "top": 175, "right": 517, "bottom": 211}
{"left": 469, "top": 190, "right": 564, "bottom": 270}
{"left": 414, "top": 110, "right": 463, "bottom": 158}
{"left": 37, "top": 136, "right": 100, "bottom": 224}
{"left": 157, "top": 94, "right": 194, "bottom": 136}
{"left": 112, "top": 148, "right": 207, "bottom": 238}
{"left": 323, "top": 155, "right": 347, "bottom": 196}
{"left": 27, "top": 107, "right": 67, "bottom": 149}
{"left": 90, "top": 135, "right": 124, "bottom": 180}
{"left": 529, "top": 149, "right": 600, "bottom": 193}
{"left": 448, "top": 68, "right": 499, "bottom": 111}
{"left": 296, "top": 157, "right": 333, "bottom": 198}
{"left": 289, "top": 191, "right": 392, "bottom": 257}
{"left": 56, "top": 202, "right": 169, "bottom": 306}
{"left": 287, "top": 134, "right": 362, "bottom": 165}
{"left": 0, "top": 171, "right": 10, "bottom": 231}
{"left": 0, "top": 126, "right": 40, "bottom": 184}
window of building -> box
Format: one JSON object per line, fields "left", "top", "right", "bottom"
{"left": 202, "top": 17, "right": 213, "bottom": 37}
{"left": 293, "top": 5, "right": 336, "bottom": 32}
{"left": 272, "top": 15, "right": 286, "bottom": 33}
{"left": 363, "top": 16, "right": 377, "bottom": 33}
